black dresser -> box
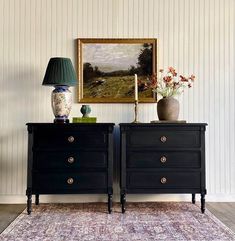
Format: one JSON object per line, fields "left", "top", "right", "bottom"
{"left": 119, "top": 123, "right": 207, "bottom": 213}
{"left": 26, "top": 123, "right": 114, "bottom": 214}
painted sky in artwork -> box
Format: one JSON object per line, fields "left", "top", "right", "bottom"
{"left": 83, "top": 44, "right": 143, "bottom": 72}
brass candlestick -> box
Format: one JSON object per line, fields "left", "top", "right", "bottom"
{"left": 132, "top": 100, "right": 140, "bottom": 123}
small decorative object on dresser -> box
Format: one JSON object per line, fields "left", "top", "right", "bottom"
{"left": 72, "top": 105, "right": 97, "bottom": 123}
{"left": 26, "top": 123, "right": 114, "bottom": 214}
{"left": 119, "top": 123, "right": 207, "bottom": 214}
{"left": 157, "top": 97, "right": 179, "bottom": 121}
{"left": 72, "top": 117, "right": 97, "bottom": 123}
{"left": 151, "top": 67, "right": 195, "bottom": 120}
{"left": 42, "top": 57, "right": 77, "bottom": 123}
{"left": 80, "top": 105, "right": 91, "bottom": 117}
{"left": 132, "top": 74, "right": 140, "bottom": 123}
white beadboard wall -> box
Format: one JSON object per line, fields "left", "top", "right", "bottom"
{"left": 0, "top": 0, "right": 235, "bottom": 203}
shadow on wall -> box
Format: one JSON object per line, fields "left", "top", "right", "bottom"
{"left": 0, "top": 63, "right": 42, "bottom": 195}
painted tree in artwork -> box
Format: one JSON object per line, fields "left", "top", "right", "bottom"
{"left": 83, "top": 63, "right": 94, "bottom": 82}
{"left": 83, "top": 63, "right": 103, "bottom": 82}
{"left": 137, "top": 43, "right": 153, "bottom": 75}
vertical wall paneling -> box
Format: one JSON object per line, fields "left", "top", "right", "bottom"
{"left": 0, "top": 0, "right": 235, "bottom": 202}
{"left": 204, "top": 0, "right": 211, "bottom": 192}
{"left": 208, "top": 0, "right": 214, "bottom": 193}
{"left": 0, "top": 0, "right": 3, "bottom": 195}
{"left": 230, "top": 0, "right": 235, "bottom": 194}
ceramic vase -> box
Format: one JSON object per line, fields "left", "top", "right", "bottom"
{"left": 157, "top": 96, "right": 179, "bottom": 121}
{"left": 51, "top": 85, "right": 72, "bottom": 123}
{"left": 80, "top": 105, "right": 91, "bottom": 117}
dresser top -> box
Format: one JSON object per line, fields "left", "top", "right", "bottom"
{"left": 26, "top": 123, "right": 115, "bottom": 126}
{"left": 119, "top": 123, "right": 207, "bottom": 127}
{"left": 26, "top": 123, "right": 115, "bottom": 133}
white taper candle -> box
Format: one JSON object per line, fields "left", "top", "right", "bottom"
{"left": 134, "top": 74, "right": 138, "bottom": 101}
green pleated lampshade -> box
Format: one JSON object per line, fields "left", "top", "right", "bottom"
{"left": 42, "top": 57, "right": 77, "bottom": 86}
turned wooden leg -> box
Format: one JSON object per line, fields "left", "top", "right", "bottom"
{"left": 26, "top": 189, "right": 32, "bottom": 215}
{"left": 35, "top": 194, "right": 39, "bottom": 205}
{"left": 121, "top": 193, "right": 126, "bottom": 214}
{"left": 108, "top": 194, "right": 112, "bottom": 214}
{"left": 192, "top": 193, "right": 196, "bottom": 204}
{"left": 201, "top": 193, "right": 205, "bottom": 213}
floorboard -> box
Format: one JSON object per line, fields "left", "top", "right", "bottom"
{"left": 0, "top": 204, "right": 25, "bottom": 234}
{"left": 207, "top": 202, "right": 235, "bottom": 232}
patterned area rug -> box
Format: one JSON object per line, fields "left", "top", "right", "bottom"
{"left": 1, "top": 202, "right": 235, "bottom": 241}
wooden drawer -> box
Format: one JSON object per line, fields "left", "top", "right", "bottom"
{"left": 33, "top": 172, "right": 107, "bottom": 191}
{"left": 34, "top": 151, "right": 108, "bottom": 170}
{"left": 34, "top": 131, "right": 107, "bottom": 149}
{"left": 127, "top": 171, "right": 200, "bottom": 189}
{"left": 128, "top": 129, "right": 200, "bottom": 148}
{"left": 127, "top": 151, "right": 201, "bottom": 168}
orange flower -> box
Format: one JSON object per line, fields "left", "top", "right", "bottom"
{"left": 179, "top": 75, "right": 188, "bottom": 82}
{"left": 151, "top": 67, "right": 195, "bottom": 98}
{"left": 163, "top": 76, "right": 172, "bottom": 82}
{"left": 168, "top": 67, "right": 177, "bottom": 77}
{"left": 189, "top": 74, "right": 195, "bottom": 81}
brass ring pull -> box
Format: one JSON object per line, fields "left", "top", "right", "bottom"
{"left": 67, "top": 157, "right": 75, "bottom": 164}
{"left": 160, "top": 136, "right": 167, "bottom": 143}
{"left": 160, "top": 156, "right": 167, "bottom": 163}
{"left": 160, "top": 177, "right": 167, "bottom": 184}
{"left": 68, "top": 136, "right": 75, "bottom": 143}
{"left": 67, "top": 178, "right": 74, "bottom": 185}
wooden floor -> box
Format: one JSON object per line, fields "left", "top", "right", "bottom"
{"left": 0, "top": 203, "right": 235, "bottom": 234}
{"left": 207, "top": 203, "right": 235, "bottom": 233}
{"left": 0, "top": 204, "right": 25, "bottom": 234}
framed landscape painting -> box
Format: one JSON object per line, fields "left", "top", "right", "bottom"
{"left": 77, "top": 38, "right": 157, "bottom": 103}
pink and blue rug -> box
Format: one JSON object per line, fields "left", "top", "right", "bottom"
{"left": 1, "top": 202, "right": 235, "bottom": 240}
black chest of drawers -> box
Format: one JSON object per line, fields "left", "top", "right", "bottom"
{"left": 119, "top": 123, "right": 207, "bottom": 213}
{"left": 26, "top": 123, "right": 114, "bottom": 214}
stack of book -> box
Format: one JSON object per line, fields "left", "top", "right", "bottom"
{"left": 72, "top": 117, "right": 97, "bottom": 123}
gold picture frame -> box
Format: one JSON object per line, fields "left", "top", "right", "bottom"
{"left": 77, "top": 38, "right": 157, "bottom": 103}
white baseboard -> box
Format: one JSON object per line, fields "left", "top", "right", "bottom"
{"left": 1, "top": 194, "right": 235, "bottom": 204}
{"left": 205, "top": 194, "right": 235, "bottom": 202}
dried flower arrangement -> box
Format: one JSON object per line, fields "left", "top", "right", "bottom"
{"left": 151, "top": 67, "right": 195, "bottom": 98}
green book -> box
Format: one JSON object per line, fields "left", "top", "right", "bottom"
{"left": 72, "top": 117, "right": 97, "bottom": 123}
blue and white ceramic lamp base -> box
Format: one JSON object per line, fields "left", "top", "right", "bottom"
{"left": 51, "top": 85, "right": 72, "bottom": 123}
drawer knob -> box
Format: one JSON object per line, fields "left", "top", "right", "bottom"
{"left": 160, "top": 136, "right": 167, "bottom": 143}
{"left": 68, "top": 136, "right": 75, "bottom": 143}
{"left": 160, "top": 177, "right": 167, "bottom": 184}
{"left": 67, "top": 157, "right": 75, "bottom": 164}
{"left": 67, "top": 178, "right": 74, "bottom": 185}
{"left": 160, "top": 156, "right": 167, "bottom": 163}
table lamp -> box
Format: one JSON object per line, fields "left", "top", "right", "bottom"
{"left": 42, "top": 57, "right": 77, "bottom": 123}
